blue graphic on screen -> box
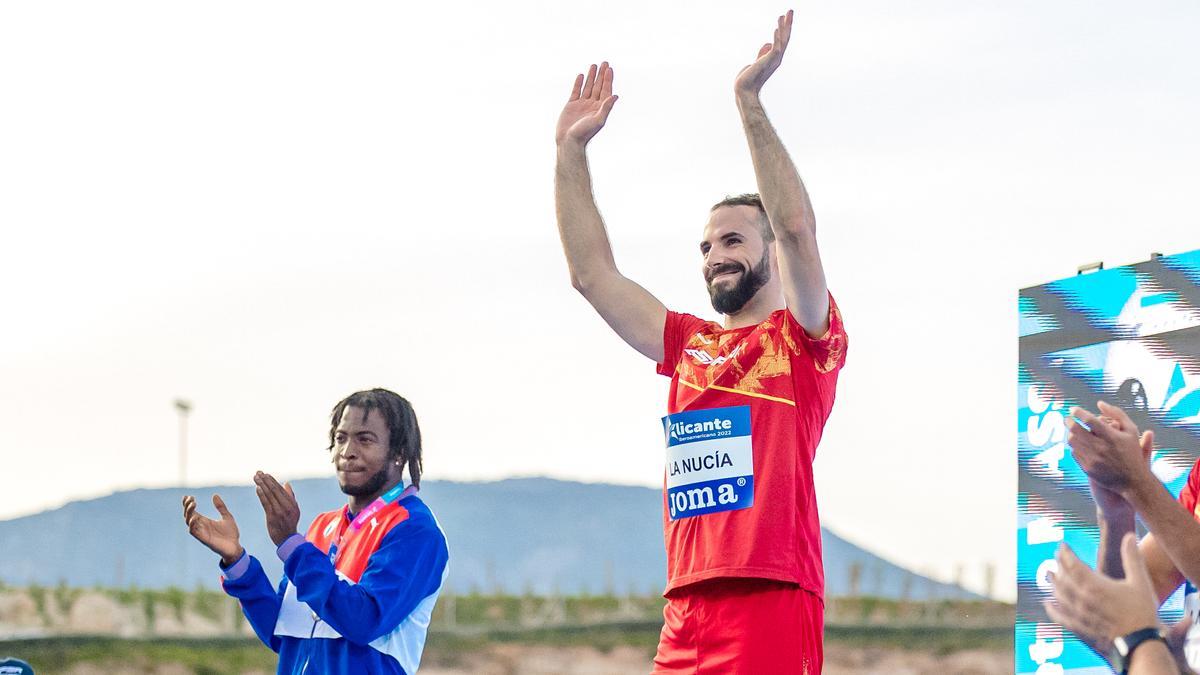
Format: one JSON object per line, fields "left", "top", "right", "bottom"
{"left": 1018, "top": 250, "right": 1200, "bottom": 674}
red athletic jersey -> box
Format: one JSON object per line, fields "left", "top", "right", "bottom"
{"left": 1180, "top": 458, "right": 1200, "bottom": 516}
{"left": 656, "top": 297, "right": 847, "bottom": 596}
{"left": 1178, "top": 459, "right": 1200, "bottom": 667}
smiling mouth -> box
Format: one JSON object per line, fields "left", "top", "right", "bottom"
{"left": 709, "top": 271, "right": 741, "bottom": 283}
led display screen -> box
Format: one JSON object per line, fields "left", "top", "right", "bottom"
{"left": 1018, "top": 250, "right": 1200, "bottom": 673}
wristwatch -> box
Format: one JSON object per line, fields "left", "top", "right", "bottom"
{"left": 1109, "top": 626, "right": 1167, "bottom": 674}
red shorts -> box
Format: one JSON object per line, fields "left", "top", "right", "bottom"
{"left": 652, "top": 578, "right": 824, "bottom": 675}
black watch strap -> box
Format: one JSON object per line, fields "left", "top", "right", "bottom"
{"left": 1113, "top": 626, "right": 1167, "bottom": 674}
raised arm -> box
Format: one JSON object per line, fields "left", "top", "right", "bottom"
{"left": 1071, "top": 404, "right": 1194, "bottom": 598}
{"left": 734, "top": 10, "right": 829, "bottom": 337}
{"left": 555, "top": 62, "right": 666, "bottom": 363}
{"left": 1092, "top": 481, "right": 1183, "bottom": 603}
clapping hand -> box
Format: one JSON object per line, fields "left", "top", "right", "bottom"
{"left": 1046, "top": 533, "right": 1161, "bottom": 656}
{"left": 183, "top": 494, "right": 244, "bottom": 566}
{"left": 1069, "top": 402, "right": 1155, "bottom": 497}
{"left": 254, "top": 471, "right": 300, "bottom": 547}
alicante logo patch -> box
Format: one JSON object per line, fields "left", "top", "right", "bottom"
{"left": 662, "top": 405, "right": 754, "bottom": 520}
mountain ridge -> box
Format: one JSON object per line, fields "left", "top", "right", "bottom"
{"left": 0, "top": 477, "right": 979, "bottom": 600}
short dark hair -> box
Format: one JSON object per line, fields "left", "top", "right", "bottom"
{"left": 328, "top": 388, "right": 423, "bottom": 487}
{"left": 711, "top": 193, "right": 774, "bottom": 243}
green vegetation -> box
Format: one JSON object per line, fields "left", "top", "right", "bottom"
{"left": 425, "top": 620, "right": 663, "bottom": 658}
{"left": 827, "top": 623, "right": 1013, "bottom": 654}
{"left": 3, "top": 584, "right": 1012, "bottom": 633}
{"left": 0, "top": 622, "right": 1012, "bottom": 674}
{"left": 141, "top": 592, "right": 156, "bottom": 631}
{"left": 53, "top": 581, "right": 80, "bottom": 617}
{"left": 163, "top": 587, "right": 186, "bottom": 623}
{"left": 190, "top": 586, "right": 227, "bottom": 623}
{"left": 26, "top": 584, "right": 47, "bottom": 624}
{"left": 111, "top": 586, "right": 140, "bottom": 607}
{"left": 0, "top": 637, "right": 276, "bottom": 674}
{"left": 0, "top": 586, "right": 1014, "bottom": 673}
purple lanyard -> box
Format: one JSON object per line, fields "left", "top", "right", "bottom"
{"left": 327, "top": 483, "right": 417, "bottom": 565}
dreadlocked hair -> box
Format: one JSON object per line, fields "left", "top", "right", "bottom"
{"left": 328, "top": 388, "right": 423, "bottom": 487}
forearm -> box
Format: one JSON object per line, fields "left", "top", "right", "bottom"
{"left": 1164, "top": 620, "right": 1194, "bottom": 674}
{"left": 736, "top": 93, "right": 814, "bottom": 239}
{"left": 736, "top": 92, "right": 829, "bottom": 333}
{"left": 220, "top": 554, "right": 284, "bottom": 652}
{"left": 554, "top": 142, "right": 619, "bottom": 291}
{"left": 1129, "top": 639, "right": 1180, "bottom": 675}
{"left": 1098, "top": 505, "right": 1137, "bottom": 579}
{"left": 553, "top": 141, "right": 667, "bottom": 359}
{"left": 1127, "top": 473, "right": 1200, "bottom": 589}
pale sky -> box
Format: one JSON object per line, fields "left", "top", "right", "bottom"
{"left": 2, "top": 1, "right": 1198, "bottom": 602}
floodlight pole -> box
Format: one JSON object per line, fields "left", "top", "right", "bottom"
{"left": 174, "top": 398, "right": 193, "bottom": 588}
{"left": 175, "top": 399, "right": 192, "bottom": 487}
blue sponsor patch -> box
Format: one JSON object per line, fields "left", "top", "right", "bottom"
{"left": 664, "top": 405, "right": 752, "bottom": 447}
{"left": 663, "top": 405, "right": 754, "bottom": 520}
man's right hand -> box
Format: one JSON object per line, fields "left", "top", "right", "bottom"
{"left": 1069, "top": 402, "right": 1156, "bottom": 497}
{"left": 734, "top": 9, "right": 792, "bottom": 99}
{"left": 1090, "top": 419, "right": 1155, "bottom": 519}
{"left": 1089, "top": 414, "right": 1141, "bottom": 517}
{"left": 183, "top": 494, "right": 244, "bottom": 566}
{"left": 555, "top": 62, "right": 618, "bottom": 147}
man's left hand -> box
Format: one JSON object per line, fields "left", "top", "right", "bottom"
{"left": 254, "top": 471, "right": 300, "bottom": 547}
{"left": 1046, "top": 533, "right": 1161, "bottom": 656}
{"left": 1068, "top": 401, "right": 1155, "bottom": 497}
{"left": 735, "top": 10, "right": 793, "bottom": 98}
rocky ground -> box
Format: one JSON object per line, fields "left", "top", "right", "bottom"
{"left": 418, "top": 643, "right": 1011, "bottom": 675}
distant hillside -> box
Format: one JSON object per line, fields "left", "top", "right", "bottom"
{"left": 0, "top": 477, "right": 978, "bottom": 599}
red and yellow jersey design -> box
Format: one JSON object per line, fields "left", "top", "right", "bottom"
{"left": 657, "top": 296, "right": 847, "bottom": 596}
{"left": 670, "top": 301, "right": 846, "bottom": 408}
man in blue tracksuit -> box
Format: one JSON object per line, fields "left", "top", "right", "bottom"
{"left": 182, "top": 388, "right": 449, "bottom": 674}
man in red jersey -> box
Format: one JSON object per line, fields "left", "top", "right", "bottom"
{"left": 554, "top": 10, "right": 846, "bottom": 673}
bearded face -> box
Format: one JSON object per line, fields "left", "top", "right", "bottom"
{"left": 339, "top": 464, "right": 391, "bottom": 498}
{"left": 706, "top": 246, "right": 771, "bottom": 315}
